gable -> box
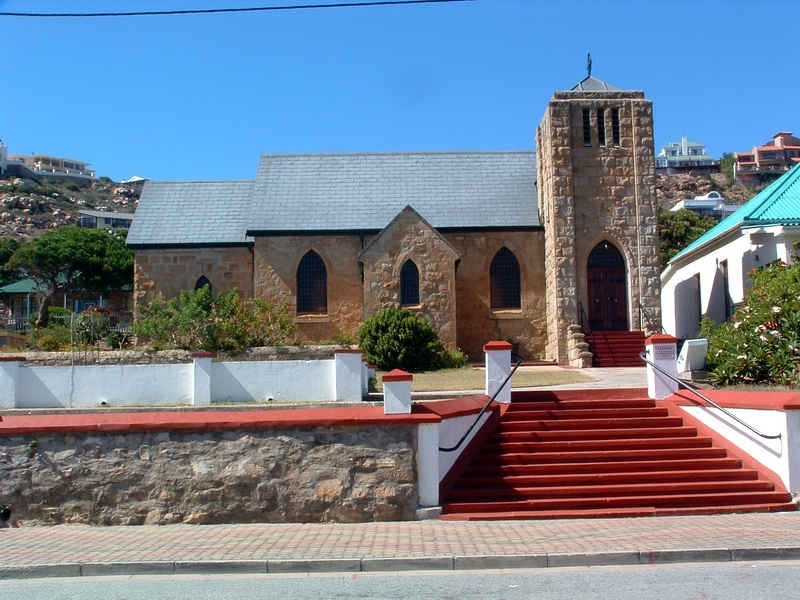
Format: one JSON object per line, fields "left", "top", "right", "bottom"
{"left": 359, "top": 205, "right": 460, "bottom": 262}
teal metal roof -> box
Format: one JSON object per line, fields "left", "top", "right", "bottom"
{"left": 669, "top": 163, "right": 800, "bottom": 263}
{"left": 0, "top": 278, "right": 37, "bottom": 294}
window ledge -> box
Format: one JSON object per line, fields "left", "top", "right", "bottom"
{"left": 295, "top": 315, "right": 329, "bottom": 324}
{"left": 401, "top": 304, "right": 423, "bottom": 311}
{"left": 491, "top": 309, "right": 524, "bottom": 320}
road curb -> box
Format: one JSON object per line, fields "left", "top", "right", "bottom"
{"left": 3, "top": 546, "right": 800, "bottom": 580}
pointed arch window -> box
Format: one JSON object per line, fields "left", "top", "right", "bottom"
{"left": 194, "top": 276, "right": 212, "bottom": 294}
{"left": 297, "top": 250, "right": 327, "bottom": 315}
{"left": 490, "top": 247, "right": 521, "bottom": 310}
{"left": 400, "top": 260, "right": 420, "bottom": 306}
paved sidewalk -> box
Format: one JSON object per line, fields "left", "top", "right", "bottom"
{"left": 2, "top": 511, "right": 800, "bottom": 579}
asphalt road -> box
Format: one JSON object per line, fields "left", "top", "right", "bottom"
{"left": 3, "top": 561, "right": 800, "bottom": 600}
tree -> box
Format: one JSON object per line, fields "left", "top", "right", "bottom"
{"left": 0, "top": 237, "right": 21, "bottom": 287}
{"left": 657, "top": 207, "right": 717, "bottom": 269}
{"left": 7, "top": 227, "right": 133, "bottom": 327}
{"left": 720, "top": 152, "right": 736, "bottom": 186}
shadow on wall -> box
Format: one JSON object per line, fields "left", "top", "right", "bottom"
{"left": 674, "top": 275, "right": 700, "bottom": 339}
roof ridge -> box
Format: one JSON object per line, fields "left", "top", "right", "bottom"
{"left": 146, "top": 179, "right": 254, "bottom": 184}
{"left": 258, "top": 150, "right": 535, "bottom": 159}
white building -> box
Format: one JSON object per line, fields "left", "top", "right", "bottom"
{"left": 670, "top": 191, "right": 740, "bottom": 221}
{"left": 661, "top": 163, "right": 800, "bottom": 338}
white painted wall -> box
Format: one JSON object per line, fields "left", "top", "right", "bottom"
{"left": 438, "top": 411, "right": 492, "bottom": 481}
{"left": 6, "top": 356, "right": 358, "bottom": 408}
{"left": 661, "top": 225, "right": 800, "bottom": 338}
{"left": 680, "top": 404, "right": 800, "bottom": 493}
{"left": 18, "top": 364, "right": 192, "bottom": 408}
{"left": 212, "top": 360, "right": 334, "bottom": 403}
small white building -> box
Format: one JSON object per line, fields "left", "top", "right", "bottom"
{"left": 670, "top": 191, "right": 740, "bottom": 221}
{"left": 661, "top": 163, "right": 800, "bottom": 338}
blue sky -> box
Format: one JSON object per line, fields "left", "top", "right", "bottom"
{"left": 2, "top": 0, "right": 799, "bottom": 182}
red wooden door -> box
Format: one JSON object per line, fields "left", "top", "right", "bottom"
{"left": 587, "top": 242, "right": 628, "bottom": 331}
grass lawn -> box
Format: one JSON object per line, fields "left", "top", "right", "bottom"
{"left": 376, "top": 366, "right": 596, "bottom": 392}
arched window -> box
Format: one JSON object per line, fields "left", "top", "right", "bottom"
{"left": 400, "top": 260, "right": 420, "bottom": 306}
{"left": 296, "top": 250, "right": 327, "bottom": 314}
{"left": 194, "top": 276, "right": 212, "bottom": 294}
{"left": 490, "top": 247, "right": 521, "bottom": 310}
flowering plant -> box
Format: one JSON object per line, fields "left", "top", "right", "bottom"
{"left": 704, "top": 259, "right": 800, "bottom": 385}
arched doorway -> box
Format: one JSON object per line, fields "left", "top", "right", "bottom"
{"left": 587, "top": 241, "right": 628, "bottom": 331}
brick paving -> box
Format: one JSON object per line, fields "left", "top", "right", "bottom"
{"left": 2, "top": 512, "right": 800, "bottom": 568}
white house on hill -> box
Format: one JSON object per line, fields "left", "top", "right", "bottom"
{"left": 661, "top": 163, "right": 800, "bottom": 339}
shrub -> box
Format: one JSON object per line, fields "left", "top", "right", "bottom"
{"left": 75, "top": 306, "right": 112, "bottom": 344}
{"left": 705, "top": 260, "right": 800, "bottom": 386}
{"left": 442, "top": 347, "right": 468, "bottom": 369}
{"left": 134, "top": 287, "right": 294, "bottom": 353}
{"left": 358, "top": 307, "right": 449, "bottom": 371}
{"left": 29, "top": 324, "right": 71, "bottom": 351}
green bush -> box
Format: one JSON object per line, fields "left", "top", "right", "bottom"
{"left": 358, "top": 307, "right": 450, "bottom": 371}
{"left": 134, "top": 287, "right": 294, "bottom": 354}
{"left": 29, "top": 324, "right": 71, "bottom": 351}
{"left": 705, "top": 260, "right": 800, "bottom": 386}
{"left": 442, "top": 347, "right": 468, "bottom": 369}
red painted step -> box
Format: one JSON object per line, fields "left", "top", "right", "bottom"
{"left": 482, "top": 436, "right": 713, "bottom": 454}
{"left": 456, "top": 468, "right": 760, "bottom": 488}
{"left": 586, "top": 331, "right": 646, "bottom": 367}
{"left": 493, "top": 426, "right": 699, "bottom": 442}
{"left": 440, "top": 388, "right": 797, "bottom": 520}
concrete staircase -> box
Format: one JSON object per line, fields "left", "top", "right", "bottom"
{"left": 440, "top": 389, "right": 796, "bottom": 520}
{"left": 586, "top": 331, "right": 646, "bottom": 367}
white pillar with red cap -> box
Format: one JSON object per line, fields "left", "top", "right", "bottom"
{"left": 383, "top": 369, "right": 413, "bottom": 414}
{"left": 484, "top": 340, "right": 512, "bottom": 404}
{"left": 645, "top": 334, "right": 679, "bottom": 399}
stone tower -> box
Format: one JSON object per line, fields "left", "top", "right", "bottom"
{"left": 536, "top": 74, "right": 661, "bottom": 365}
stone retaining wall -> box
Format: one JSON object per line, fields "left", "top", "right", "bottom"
{"left": 16, "top": 344, "right": 347, "bottom": 366}
{"left": 0, "top": 424, "right": 417, "bottom": 525}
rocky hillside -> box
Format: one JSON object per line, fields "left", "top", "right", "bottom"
{"left": 0, "top": 177, "right": 142, "bottom": 240}
{"left": 655, "top": 171, "right": 759, "bottom": 209}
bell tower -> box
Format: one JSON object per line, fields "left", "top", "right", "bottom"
{"left": 536, "top": 70, "right": 661, "bottom": 365}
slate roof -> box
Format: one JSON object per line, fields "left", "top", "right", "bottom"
{"left": 570, "top": 75, "right": 621, "bottom": 91}
{"left": 127, "top": 180, "right": 254, "bottom": 247}
{"left": 669, "top": 163, "right": 800, "bottom": 263}
{"left": 248, "top": 151, "right": 539, "bottom": 233}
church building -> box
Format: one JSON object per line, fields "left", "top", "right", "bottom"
{"left": 127, "top": 73, "right": 661, "bottom": 365}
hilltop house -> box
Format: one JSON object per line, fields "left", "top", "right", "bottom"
{"left": 127, "top": 74, "right": 662, "bottom": 365}
{"left": 655, "top": 136, "right": 718, "bottom": 174}
{"left": 734, "top": 132, "right": 800, "bottom": 187}
{"left": 661, "top": 163, "right": 800, "bottom": 339}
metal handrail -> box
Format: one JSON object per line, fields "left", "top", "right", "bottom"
{"left": 439, "top": 352, "right": 524, "bottom": 452}
{"left": 638, "top": 350, "right": 781, "bottom": 440}
{"left": 578, "top": 301, "right": 591, "bottom": 334}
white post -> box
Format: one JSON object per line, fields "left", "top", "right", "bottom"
{"left": 361, "top": 357, "right": 368, "bottom": 396}
{"left": 0, "top": 356, "right": 24, "bottom": 409}
{"left": 383, "top": 369, "right": 412, "bottom": 414}
{"left": 484, "top": 340, "right": 512, "bottom": 404}
{"left": 334, "top": 349, "right": 363, "bottom": 402}
{"left": 645, "top": 334, "right": 679, "bottom": 399}
{"left": 191, "top": 352, "right": 215, "bottom": 406}
{"left": 417, "top": 422, "right": 440, "bottom": 507}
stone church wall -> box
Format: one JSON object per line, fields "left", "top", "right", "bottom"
{"left": 446, "top": 231, "right": 547, "bottom": 361}
{"left": 134, "top": 247, "right": 253, "bottom": 308}
{"left": 253, "top": 235, "right": 364, "bottom": 342}
{"left": 360, "top": 208, "right": 458, "bottom": 348}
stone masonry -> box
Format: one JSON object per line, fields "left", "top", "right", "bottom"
{"left": 537, "top": 89, "right": 661, "bottom": 364}
{"left": 0, "top": 425, "right": 417, "bottom": 525}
